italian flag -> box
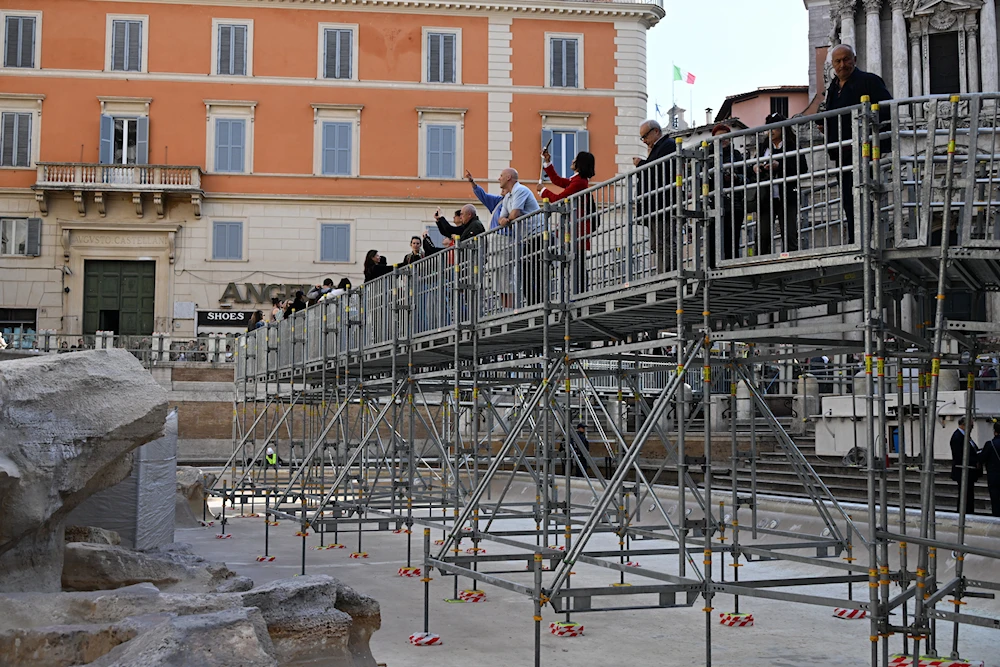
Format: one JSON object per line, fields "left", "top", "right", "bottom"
{"left": 673, "top": 65, "right": 696, "bottom": 85}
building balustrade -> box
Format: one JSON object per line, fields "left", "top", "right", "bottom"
{"left": 32, "top": 163, "right": 203, "bottom": 218}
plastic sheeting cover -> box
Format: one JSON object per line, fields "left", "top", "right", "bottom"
{"left": 67, "top": 408, "right": 177, "bottom": 550}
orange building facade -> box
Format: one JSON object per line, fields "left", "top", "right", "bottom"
{"left": 0, "top": 0, "right": 662, "bottom": 341}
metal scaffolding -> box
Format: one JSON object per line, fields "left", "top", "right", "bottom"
{"left": 214, "top": 93, "right": 1000, "bottom": 666}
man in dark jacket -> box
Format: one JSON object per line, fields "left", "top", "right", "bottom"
{"left": 981, "top": 421, "right": 1000, "bottom": 517}
{"left": 423, "top": 204, "right": 486, "bottom": 255}
{"left": 634, "top": 120, "right": 677, "bottom": 272}
{"left": 949, "top": 416, "right": 982, "bottom": 514}
{"left": 825, "top": 44, "right": 891, "bottom": 245}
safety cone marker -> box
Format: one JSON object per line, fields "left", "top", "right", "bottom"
{"left": 235, "top": 513, "right": 260, "bottom": 519}
{"left": 397, "top": 567, "right": 421, "bottom": 577}
{"left": 393, "top": 528, "right": 411, "bottom": 535}
{"left": 265, "top": 520, "right": 280, "bottom": 526}
{"left": 199, "top": 521, "right": 215, "bottom": 527}
{"left": 833, "top": 607, "right": 867, "bottom": 620}
{"left": 256, "top": 556, "right": 276, "bottom": 562}
{"left": 719, "top": 612, "right": 754, "bottom": 627}
{"left": 433, "top": 539, "right": 446, "bottom": 546}
{"left": 349, "top": 552, "right": 369, "bottom": 559}
{"left": 624, "top": 561, "right": 641, "bottom": 567}
{"left": 549, "top": 622, "right": 584, "bottom": 637}
{"left": 465, "top": 547, "right": 486, "bottom": 555}
{"left": 408, "top": 632, "right": 442, "bottom": 646}
{"left": 457, "top": 589, "right": 486, "bottom": 603}
{"left": 215, "top": 534, "right": 232, "bottom": 539}
{"left": 888, "top": 656, "right": 984, "bottom": 667}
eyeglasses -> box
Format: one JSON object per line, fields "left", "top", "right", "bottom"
{"left": 640, "top": 128, "right": 657, "bottom": 141}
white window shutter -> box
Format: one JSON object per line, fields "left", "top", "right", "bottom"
{"left": 233, "top": 26, "right": 247, "bottom": 75}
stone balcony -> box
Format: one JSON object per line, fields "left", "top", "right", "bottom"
{"left": 33, "top": 163, "right": 203, "bottom": 219}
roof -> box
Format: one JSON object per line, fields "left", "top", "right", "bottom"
{"left": 714, "top": 85, "right": 810, "bottom": 123}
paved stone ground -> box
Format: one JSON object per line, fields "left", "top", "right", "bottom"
{"left": 183, "top": 495, "right": 1000, "bottom": 667}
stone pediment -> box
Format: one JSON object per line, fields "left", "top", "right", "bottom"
{"left": 911, "top": 0, "right": 981, "bottom": 16}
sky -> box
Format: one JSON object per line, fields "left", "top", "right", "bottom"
{"left": 645, "top": 0, "right": 811, "bottom": 126}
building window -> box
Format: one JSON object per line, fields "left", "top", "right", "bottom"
{"left": 770, "top": 96, "right": 789, "bottom": 118}
{"left": 214, "top": 119, "right": 246, "bottom": 173}
{"left": 548, "top": 36, "right": 580, "bottom": 88}
{"left": 205, "top": 101, "right": 255, "bottom": 174}
{"left": 99, "top": 115, "right": 149, "bottom": 165}
{"left": 3, "top": 14, "right": 37, "bottom": 68}
{"left": 1, "top": 111, "right": 31, "bottom": 167}
{"left": 107, "top": 17, "right": 147, "bottom": 73}
{"left": 0, "top": 217, "right": 41, "bottom": 256}
{"left": 319, "top": 223, "right": 351, "bottom": 262}
{"left": 212, "top": 221, "right": 243, "bottom": 260}
{"left": 321, "top": 122, "right": 352, "bottom": 176}
{"left": 418, "top": 108, "right": 464, "bottom": 179}
{"left": 929, "top": 32, "right": 961, "bottom": 94}
{"left": 214, "top": 21, "right": 252, "bottom": 77}
{"left": 322, "top": 27, "right": 354, "bottom": 80}
{"left": 427, "top": 32, "right": 458, "bottom": 83}
{"left": 0, "top": 307, "right": 36, "bottom": 350}
{"left": 426, "top": 125, "right": 456, "bottom": 179}
{"left": 542, "top": 129, "right": 589, "bottom": 180}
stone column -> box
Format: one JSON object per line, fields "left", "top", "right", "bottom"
{"left": 839, "top": 0, "right": 857, "bottom": 50}
{"left": 969, "top": 26, "right": 981, "bottom": 92}
{"left": 982, "top": 0, "right": 999, "bottom": 92}
{"left": 864, "top": 0, "right": 883, "bottom": 77}
{"left": 910, "top": 33, "right": 922, "bottom": 96}
{"left": 890, "top": 0, "right": 910, "bottom": 97}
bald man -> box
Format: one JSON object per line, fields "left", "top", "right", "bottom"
{"left": 825, "top": 44, "right": 890, "bottom": 244}
{"left": 497, "top": 168, "right": 540, "bottom": 228}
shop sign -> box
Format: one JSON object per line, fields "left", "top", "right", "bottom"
{"left": 197, "top": 310, "right": 251, "bottom": 327}
{"left": 220, "top": 283, "right": 311, "bottom": 304}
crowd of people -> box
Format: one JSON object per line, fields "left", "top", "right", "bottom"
{"left": 258, "top": 42, "right": 891, "bottom": 321}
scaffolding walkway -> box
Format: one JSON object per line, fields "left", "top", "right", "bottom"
{"left": 215, "top": 93, "right": 1000, "bottom": 666}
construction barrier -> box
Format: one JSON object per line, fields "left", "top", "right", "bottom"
{"left": 888, "top": 656, "right": 983, "bottom": 667}
{"left": 294, "top": 531, "right": 309, "bottom": 537}
{"left": 234, "top": 513, "right": 260, "bottom": 518}
{"left": 256, "top": 555, "right": 275, "bottom": 562}
{"left": 199, "top": 521, "right": 214, "bottom": 527}
{"left": 215, "top": 534, "right": 232, "bottom": 539}
{"left": 265, "top": 520, "right": 280, "bottom": 526}
{"left": 434, "top": 539, "right": 446, "bottom": 546}
{"left": 457, "top": 589, "right": 486, "bottom": 603}
{"left": 549, "top": 622, "right": 584, "bottom": 637}
{"left": 349, "top": 552, "right": 369, "bottom": 559}
{"left": 719, "top": 612, "right": 754, "bottom": 627}
{"left": 393, "top": 528, "right": 411, "bottom": 534}
{"left": 408, "top": 632, "right": 442, "bottom": 646}
{"left": 833, "top": 607, "right": 867, "bottom": 620}
{"left": 398, "top": 567, "right": 421, "bottom": 577}
{"left": 465, "top": 547, "right": 486, "bottom": 555}
{"left": 624, "top": 561, "right": 641, "bottom": 567}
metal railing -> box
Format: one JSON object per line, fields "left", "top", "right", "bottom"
{"left": 6, "top": 330, "right": 239, "bottom": 365}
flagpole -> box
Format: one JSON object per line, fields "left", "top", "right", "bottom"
{"left": 671, "top": 61, "right": 676, "bottom": 129}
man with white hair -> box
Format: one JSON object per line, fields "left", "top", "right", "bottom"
{"left": 824, "top": 43, "right": 891, "bottom": 244}
{"left": 497, "top": 168, "right": 545, "bottom": 306}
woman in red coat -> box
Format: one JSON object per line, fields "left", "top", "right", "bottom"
{"left": 538, "top": 149, "right": 596, "bottom": 295}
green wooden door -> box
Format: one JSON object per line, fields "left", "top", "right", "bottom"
{"left": 83, "top": 260, "right": 155, "bottom": 336}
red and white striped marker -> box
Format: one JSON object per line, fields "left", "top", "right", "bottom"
{"left": 215, "top": 534, "right": 232, "bottom": 540}
{"left": 719, "top": 612, "right": 754, "bottom": 627}
{"left": 265, "top": 520, "right": 280, "bottom": 526}
{"left": 833, "top": 607, "right": 867, "bottom": 620}
{"left": 235, "top": 513, "right": 260, "bottom": 519}
{"left": 465, "top": 547, "right": 486, "bottom": 555}
{"left": 433, "top": 539, "right": 446, "bottom": 546}
{"left": 393, "top": 528, "right": 411, "bottom": 534}
{"left": 408, "top": 632, "right": 442, "bottom": 646}
{"left": 549, "top": 622, "right": 584, "bottom": 637}
{"left": 458, "top": 589, "right": 486, "bottom": 603}
{"left": 256, "top": 556, "right": 275, "bottom": 562}
{"left": 349, "top": 552, "right": 369, "bottom": 559}
{"left": 199, "top": 520, "right": 215, "bottom": 527}
{"left": 624, "top": 561, "right": 641, "bottom": 568}
{"left": 547, "top": 545, "right": 566, "bottom": 551}
{"left": 398, "top": 567, "right": 421, "bottom": 577}
{"left": 888, "top": 656, "right": 984, "bottom": 667}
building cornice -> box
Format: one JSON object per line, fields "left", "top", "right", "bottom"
{"left": 116, "top": 0, "right": 665, "bottom": 27}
